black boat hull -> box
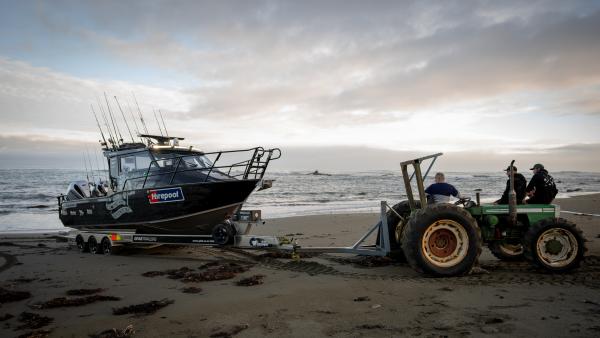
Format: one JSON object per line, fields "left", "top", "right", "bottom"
{"left": 59, "top": 179, "right": 259, "bottom": 235}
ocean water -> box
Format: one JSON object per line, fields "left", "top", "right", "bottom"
{"left": 1, "top": 169, "right": 599, "bottom": 232}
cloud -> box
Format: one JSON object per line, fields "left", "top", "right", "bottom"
{"left": 2, "top": 133, "right": 599, "bottom": 172}
{"left": 0, "top": 58, "right": 192, "bottom": 136}
{"left": 49, "top": 0, "right": 600, "bottom": 126}
{"left": 1, "top": 0, "right": 599, "bottom": 165}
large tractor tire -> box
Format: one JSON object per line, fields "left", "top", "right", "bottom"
{"left": 523, "top": 218, "right": 586, "bottom": 273}
{"left": 489, "top": 241, "right": 524, "bottom": 261}
{"left": 401, "top": 204, "right": 482, "bottom": 277}
{"left": 377, "top": 200, "right": 420, "bottom": 262}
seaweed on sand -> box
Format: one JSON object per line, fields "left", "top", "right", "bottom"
{"left": 33, "top": 295, "right": 120, "bottom": 309}
{"left": 209, "top": 324, "right": 249, "bottom": 338}
{"left": 17, "top": 312, "right": 53, "bottom": 330}
{"left": 66, "top": 288, "right": 105, "bottom": 296}
{"left": 89, "top": 324, "right": 135, "bottom": 338}
{"left": 0, "top": 287, "right": 31, "bottom": 303}
{"left": 236, "top": 275, "right": 265, "bottom": 286}
{"left": 181, "top": 287, "right": 203, "bottom": 294}
{"left": 17, "top": 329, "right": 52, "bottom": 338}
{"left": 112, "top": 299, "right": 174, "bottom": 316}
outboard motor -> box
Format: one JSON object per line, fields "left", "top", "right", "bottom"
{"left": 94, "top": 178, "right": 109, "bottom": 196}
{"left": 65, "top": 180, "right": 90, "bottom": 201}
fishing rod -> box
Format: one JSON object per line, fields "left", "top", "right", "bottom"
{"left": 114, "top": 96, "right": 135, "bottom": 143}
{"left": 85, "top": 147, "right": 98, "bottom": 196}
{"left": 126, "top": 100, "right": 143, "bottom": 142}
{"left": 104, "top": 92, "right": 123, "bottom": 145}
{"left": 93, "top": 147, "right": 105, "bottom": 182}
{"left": 153, "top": 108, "right": 164, "bottom": 136}
{"left": 159, "top": 109, "right": 169, "bottom": 137}
{"left": 132, "top": 92, "right": 149, "bottom": 135}
{"left": 90, "top": 104, "right": 108, "bottom": 148}
{"left": 82, "top": 152, "right": 91, "bottom": 193}
{"left": 98, "top": 103, "right": 117, "bottom": 151}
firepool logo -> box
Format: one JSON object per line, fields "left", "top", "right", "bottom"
{"left": 148, "top": 187, "right": 185, "bottom": 204}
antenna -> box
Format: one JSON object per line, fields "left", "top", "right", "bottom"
{"left": 114, "top": 96, "right": 135, "bottom": 143}
{"left": 91, "top": 104, "right": 108, "bottom": 148}
{"left": 132, "top": 92, "right": 149, "bottom": 134}
{"left": 104, "top": 92, "right": 123, "bottom": 144}
{"left": 159, "top": 109, "right": 169, "bottom": 137}
{"left": 153, "top": 108, "right": 164, "bottom": 136}
{"left": 126, "top": 100, "right": 142, "bottom": 141}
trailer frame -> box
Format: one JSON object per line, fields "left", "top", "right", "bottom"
{"left": 67, "top": 201, "right": 398, "bottom": 257}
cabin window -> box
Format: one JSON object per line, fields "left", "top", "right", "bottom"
{"left": 120, "top": 156, "right": 136, "bottom": 173}
{"left": 120, "top": 152, "right": 155, "bottom": 173}
{"left": 135, "top": 152, "right": 153, "bottom": 171}
{"left": 152, "top": 153, "right": 176, "bottom": 169}
{"left": 109, "top": 157, "right": 118, "bottom": 177}
{"left": 183, "top": 155, "right": 213, "bottom": 169}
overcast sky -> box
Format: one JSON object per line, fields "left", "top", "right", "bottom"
{"left": 1, "top": 0, "right": 599, "bottom": 171}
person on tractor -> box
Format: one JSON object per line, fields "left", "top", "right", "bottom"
{"left": 425, "top": 172, "right": 460, "bottom": 204}
{"left": 494, "top": 165, "right": 527, "bottom": 204}
{"left": 525, "top": 163, "right": 558, "bottom": 204}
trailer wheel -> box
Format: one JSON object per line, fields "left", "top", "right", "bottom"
{"left": 401, "top": 204, "right": 481, "bottom": 277}
{"left": 88, "top": 236, "right": 99, "bottom": 254}
{"left": 100, "top": 237, "right": 112, "bottom": 255}
{"left": 212, "top": 223, "right": 235, "bottom": 246}
{"left": 76, "top": 235, "right": 89, "bottom": 253}
{"left": 523, "top": 218, "right": 586, "bottom": 272}
{"left": 489, "top": 241, "right": 524, "bottom": 261}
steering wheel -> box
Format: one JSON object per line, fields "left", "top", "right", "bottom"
{"left": 454, "top": 197, "right": 471, "bottom": 206}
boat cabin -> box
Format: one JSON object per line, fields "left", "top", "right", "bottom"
{"left": 105, "top": 142, "right": 232, "bottom": 192}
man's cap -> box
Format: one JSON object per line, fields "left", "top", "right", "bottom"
{"left": 530, "top": 163, "right": 544, "bottom": 170}
{"left": 504, "top": 165, "right": 517, "bottom": 172}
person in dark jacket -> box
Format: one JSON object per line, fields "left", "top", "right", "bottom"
{"left": 425, "top": 172, "right": 460, "bottom": 204}
{"left": 525, "top": 163, "right": 558, "bottom": 204}
{"left": 494, "top": 165, "right": 527, "bottom": 205}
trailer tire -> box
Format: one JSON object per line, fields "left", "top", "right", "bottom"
{"left": 523, "top": 218, "right": 586, "bottom": 272}
{"left": 401, "top": 204, "right": 481, "bottom": 277}
{"left": 88, "top": 236, "right": 99, "bottom": 254}
{"left": 212, "top": 223, "right": 235, "bottom": 246}
{"left": 100, "top": 237, "right": 112, "bottom": 255}
{"left": 76, "top": 235, "right": 89, "bottom": 253}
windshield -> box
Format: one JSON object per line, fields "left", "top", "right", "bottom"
{"left": 152, "top": 152, "right": 213, "bottom": 169}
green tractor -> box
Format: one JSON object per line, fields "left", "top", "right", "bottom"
{"left": 387, "top": 153, "right": 586, "bottom": 277}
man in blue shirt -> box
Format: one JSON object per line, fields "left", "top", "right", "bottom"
{"left": 425, "top": 172, "right": 460, "bottom": 204}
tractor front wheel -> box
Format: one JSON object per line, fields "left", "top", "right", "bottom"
{"left": 523, "top": 218, "right": 586, "bottom": 272}
{"left": 401, "top": 204, "right": 481, "bottom": 277}
{"left": 489, "top": 241, "right": 524, "bottom": 261}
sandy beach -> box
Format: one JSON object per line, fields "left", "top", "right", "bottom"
{"left": 1, "top": 194, "right": 599, "bottom": 338}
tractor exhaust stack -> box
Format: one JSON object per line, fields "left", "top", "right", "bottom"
{"left": 508, "top": 160, "right": 517, "bottom": 226}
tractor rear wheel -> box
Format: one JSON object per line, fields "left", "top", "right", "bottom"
{"left": 489, "top": 241, "right": 524, "bottom": 261}
{"left": 401, "top": 204, "right": 481, "bottom": 277}
{"left": 523, "top": 218, "right": 586, "bottom": 272}
{"left": 377, "top": 200, "right": 420, "bottom": 262}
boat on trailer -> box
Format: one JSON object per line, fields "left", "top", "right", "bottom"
{"left": 58, "top": 133, "right": 280, "bottom": 242}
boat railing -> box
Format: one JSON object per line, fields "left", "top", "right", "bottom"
{"left": 120, "top": 147, "right": 281, "bottom": 191}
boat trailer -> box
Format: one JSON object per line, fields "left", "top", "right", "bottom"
{"left": 66, "top": 201, "right": 400, "bottom": 257}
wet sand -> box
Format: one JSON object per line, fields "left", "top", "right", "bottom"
{"left": 1, "top": 194, "right": 599, "bottom": 337}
